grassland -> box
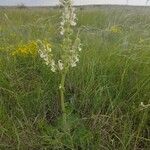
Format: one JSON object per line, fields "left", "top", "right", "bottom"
{"left": 0, "top": 6, "right": 150, "bottom": 149}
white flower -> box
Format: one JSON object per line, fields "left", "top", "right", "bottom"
{"left": 38, "top": 41, "right": 57, "bottom": 72}
{"left": 60, "top": 25, "right": 65, "bottom": 35}
{"left": 78, "top": 44, "right": 82, "bottom": 51}
{"left": 38, "top": 0, "right": 82, "bottom": 74}
{"left": 65, "top": 13, "right": 70, "bottom": 20}
{"left": 140, "top": 102, "right": 144, "bottom": 107}
{"left": 74, "top": 55, "right": 79, "bottom": 62}
{"left": 60, "top": 0, "right": 77, "bottom": 35}
{"left": 70, "top": 21, "right": 76, "bottom": 26}
{"left": 50, "top": 60, "right": 56, "bottom": 72}
{"left": 70, "top": 54, "right": 79, "bottom": 68}
{"left": 58, "top": 60, "right": 64, "bottom": 70}
{"left": 39, "top": 52, "right": 45, "bottom": 59}
{"left": 140, "top": 102, "right": 150, "bottom": 108}
{"left": 44, "top": 57, "right": 49, "bottom": 63}
{"left": 45, "top": 61, "right": 49, "bottom": 66}
{"left": 60, "top": 30, "right": 65, "bottom": 35}
{"left": 59, "top": 0, "right": 81, "bottom": 69}
{"left": 72, "top": 64, "right": 76, "bottom": 67}
{"left": 60, "top": 21, "right": 65, "bottom": 26}
{"left": 71, "top": 62, "right": 77, "bottom": 67}
{"left": 59, "top": 84, "right": 62, "bottom": 89}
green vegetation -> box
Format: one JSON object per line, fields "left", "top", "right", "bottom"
{"left": 0, "top": 6, "right": 150, "bottom": 149}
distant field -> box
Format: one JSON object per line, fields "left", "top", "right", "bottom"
{"left": 0, "top": 6, "right": 150, "bottom": 149}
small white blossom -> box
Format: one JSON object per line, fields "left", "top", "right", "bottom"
{"left": 140, "top": 102, "right": 150, "bottom": 109}
{"left": 60, "top": 28, "right": 65, "bottom": 35}
{"left": 58, "top": 60, "right": 64, "bottom": 70}
{"left": 140, "top": 102, "right": 144, "bottom": 107}
{"left": 70, "top": 61, "right": 77, "bottom": 67}
{"left": 39, "top": 51, "right": 45, "bottom": 59}
{"left": 50, "top": 59, "right": 56, "bottom": 72}
{"left": 69, "top": 54, "right": 79, "bottom": 68}
{"left": 60, "top": 21, "right": 65, "bottom": 26}
{"left": 39, "top": 49, "right": 49, "bottom": 66}
{"left": 59, "top": 84, "right": 62, "bottom": 89}
{"left": 70, "top": 21, "right": 76, "bottom": 26}
{"left": 78, "top": 44, "right": 82, "bottom": 51}
{"left": 75, "top": 55, "right": 79, "bottom": 62}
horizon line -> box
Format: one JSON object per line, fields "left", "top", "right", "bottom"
{"left": 0, "top": 3, "right": 150, "bottom": 7}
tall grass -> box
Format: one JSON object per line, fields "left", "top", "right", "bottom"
{"left": 0, "top": 6, "right": 150, "bottom": 149}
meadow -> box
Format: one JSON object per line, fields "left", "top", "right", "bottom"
{"left": 0, "top": 6, "right": 150, "bottom": 149}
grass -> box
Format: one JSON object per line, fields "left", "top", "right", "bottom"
{"left": 0, "top": 6, "right": 150, "bottom": 149}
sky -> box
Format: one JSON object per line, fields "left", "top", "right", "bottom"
{"left": 0, "top": 0, "right": 149, "bottom": 6}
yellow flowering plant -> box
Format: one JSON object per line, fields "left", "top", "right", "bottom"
{"left": 12, "top": 41, "right": 38, "bottom": 57}
{"left": 110, "top": 25, "right": 122, "bottom": 33}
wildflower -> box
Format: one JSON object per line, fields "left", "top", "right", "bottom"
{"left": 140, "top": 102, "right": 144, "bottom": 107}
{"left": 70, "top": 54, "right": 79, "bottom": 67}
{"left": 37, "top": 40, "right": 57, "bottom": 72}
{"left": 37, "top": 0, "right": 83, "bottom": 130}
{"left": 12, "top": 41, "right": 38, "bottom": 56}
{"left": 38, "top": 41, "right": 57, "bottom": 72}
{"left": 60, "top": 0, "right": 77, "bottom": 36}
{"left": 50, "top": 59, "right": 56, "bottom": 72}
{"left": 110, "top": 25, "right": 122, "bottom": 33}
{"left": 59, "top": 84, "right": 62, "bottom": 89}
{"left": 140, "top": 102, "right": 150, "bottom": 109}
{"left": 60, "top": 27, "right": 65, "bottom": 35}
{"left": 78, "top": 43, "right": 82, "bottom": 51}
{"left": 70, "top": 60, "right": 77, "bottom": 67}
{"left": 38, "top": 48, "right": 50, "bottom": 65}
{"left": 38, "top": 0, "right": 82, "bottom": 72}
{"left": 58, "top": 60, "right": 64, "bottom": 70}
{"left": 70, "top": 8, "right": 77, "bottom": 26}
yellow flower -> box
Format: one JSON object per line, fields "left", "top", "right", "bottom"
{"left": 110, "top": 25, "right": 122, "bottom": 33}
{"left": 12, "top": 41, "right": 38, "bottom": 56}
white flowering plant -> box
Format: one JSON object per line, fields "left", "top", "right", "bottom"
{"left": 37, "top": 0, "right": 82, "bottom": 131}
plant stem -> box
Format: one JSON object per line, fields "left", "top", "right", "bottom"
{"left": 60, "top": 70, "right": 67, "bottom": 131}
